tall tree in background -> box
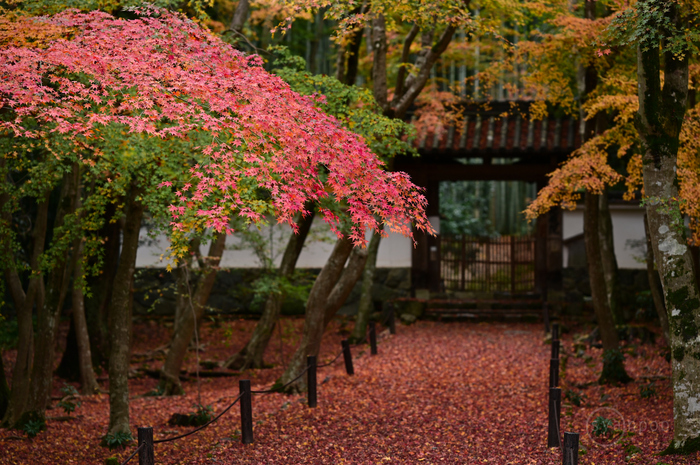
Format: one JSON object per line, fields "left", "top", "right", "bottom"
{"left": 578, "top": 0, "right": 629, "bottom": 383}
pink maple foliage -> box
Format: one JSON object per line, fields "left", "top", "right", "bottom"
{"left": 0, "top": 8, "right": 432, "bottom": 249}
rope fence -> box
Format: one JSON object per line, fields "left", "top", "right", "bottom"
{"left": 119, "top": 308, "right": 393, "bottom": 464}
{"left": 121, "top": 308, "right": 578, "bottom": 465}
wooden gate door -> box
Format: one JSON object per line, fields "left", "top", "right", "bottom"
{"left": 440, "top": 235, "right": 536, "bottom": 293}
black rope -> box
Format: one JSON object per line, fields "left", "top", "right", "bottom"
{"left": 316, "top": 349, "right": 343, "bottom": 368}
{"left": 154, "top": 393, "right": 244, "bottom": 444}
{"left": 252, "top": 366, "right": 310, "bottom": 394}
{"left": 120, "top": 442, "right": 145, "bottom": 465}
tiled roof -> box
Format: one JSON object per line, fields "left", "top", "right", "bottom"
{"left": 414, "top": 114, "right": 582, "bottom": 155}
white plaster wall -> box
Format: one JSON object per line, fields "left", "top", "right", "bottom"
{"left": 562, "top": 204, "right": 646, "bottom": 269}
{"left": 135, "top": 219, "right": 412, "bottom": 269}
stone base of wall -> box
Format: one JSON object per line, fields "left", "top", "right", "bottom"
{"left": 132, "top": 267, "right": 412, "bottom": 318}
{"left": 557, "top": 267, "right": 656, "bottom": 320}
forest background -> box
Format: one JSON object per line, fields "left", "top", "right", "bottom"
{"left": 1, "top": 0, "right": 700, "bottom": 458}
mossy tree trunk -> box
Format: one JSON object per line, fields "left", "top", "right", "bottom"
{"left": 159, "top": 233, "right": 227, "bottom": 395}
{"left": 644, "top": 213, "right": 669, "bottom": 342}
{"left": 106, "top": 184, "right": 145, "bottom": 438}
{"left": 278, "top": 237, "right": 369, "bottom": 392}
{"left": 224, "top": 210, "right": 315, "bottom": 371}
{"left": 635, "top": 3, "right": 699, "bottom": 453}
{"left": 350, "top": 227, "right": 382, "bottom": 343}
{"left": 585, "top": 192, "right": 631, "bottom": 384}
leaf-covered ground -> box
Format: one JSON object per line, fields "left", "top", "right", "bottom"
{"left": 1, "top": 318, "right": 697, "bottom": 464}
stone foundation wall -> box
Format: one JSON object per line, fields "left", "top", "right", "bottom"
{"left": 556, "top": 268, "right": 656, "bottom": 320}
{"left": 132, "top": 267, "right": 412, "bottom": 318}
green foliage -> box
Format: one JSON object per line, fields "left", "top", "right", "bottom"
{"left": 16, "top": 411, "right": 46, "bottom": 438}
{"left": 439, "top": 181, "right": 495, "bottom": 237}
{"left": 168, "top": 404, "right": 214, "bottom": 427}
{"left": 250, "top": 272, "right": 313, "bottom": 313}
{"left": 621, "top": 440, "right": 642, "bottom": 457}
{"left": 564, "top": 389, "right": 585, "bottom": 407}
{"left": 8, "top": 0, "right": 215, "bottom": 20}
{"left": 604, "top": 0, "right": 700, "bottom": 58}
{"left": 101, "top": 430, "right": 133, "bottom": 450}
{"left": 640, "top": 381, "right": 657, "bottom": 398}
{"left": 193, "top": 404, "right": 213, "bottom": 425}
{"left": 592, "top": 415, "right": 614, "bottom": 437}
{"left": 57, "top": 383, "right": 81, "bottom": 415}
{"left": 270, "top": 46, "right": 416, "bottom": 161}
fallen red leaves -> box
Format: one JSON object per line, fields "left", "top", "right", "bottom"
{"left": 1, "top": 319, "right": 697, "bottom": 464}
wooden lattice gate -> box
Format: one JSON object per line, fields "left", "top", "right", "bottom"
{"left": 440, "top": 235, "right": 537, "bottom": 293}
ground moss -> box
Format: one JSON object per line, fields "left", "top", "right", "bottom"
{"left": 661, "top": 436, "right": 700, "bottom": 456}
{"left": 599, "top": 349, "right": 632, "bottom": 384}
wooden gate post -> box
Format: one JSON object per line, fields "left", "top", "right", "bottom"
{"left": 563, "top": 432, "right": 579, "bottom": 465}
{"left": 307, "top": 356, "right": 317, "bottom": 408}
{"left": 342, "top": 340, "right": 354, "bottom": 375}
{"left": 137, "top": 427, "right": 154, "bottom": 465}
{"left": 548, "top": 387, "right": 561, "bottom": 448}
{"left": 239, "top": 380, "right": 253, "bottom": 444}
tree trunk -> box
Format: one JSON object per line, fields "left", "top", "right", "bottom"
{"left": 323, "top": 246, "right": 369, "bottom": 327}
{"left": 72, "top": 236, "right": 100, "bottom": 394}
{"left": 277, "top": 237, "right": 354, "bottom": 391}
{"left": 26, "top": 168, "right": 78, "bottom": 418}
{"left": 584, "top": 192, "right": 630, "bottom": 384}
{"left": 644, "top": 213, "right": 669, "bottom": 342}
{"left": 0, "top": 354, "right": 8, "bottom": 420}
{"left": 159, "top": 233, "right": 227, "bottom": 395}
{"left": 229, "top": 0, "right": 250, "bottom": 32}
{"left": 224, "top": 210, "right": 315, "bottom": 370}
{"left": 106, "top": 184, "right": 145, "bottom": 438}
{"left": 598, "top": 190, "right": 623, "bottom": 323}
{"left": 2, "top": 197, "right": 48, "bottom": 427}
{"left": 371, "top": 14, "right": 388, "bottom": 110}
{"left": 172, "top": 241, "right": 197, "bottom": 338}
{"left": 85, "top": 203, "right": 120, "bottom": 368}
{"left": 55, "top": 315, "right": 80, "bottom": 382}
{"left": 350, "top": 228, "right": 382, "bottom": 342}
{"left": 635, "top": 5, "right": 699, "bottom": 451}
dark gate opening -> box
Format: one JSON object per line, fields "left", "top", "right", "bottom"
{"left": 440, "top": 235, "right": 536, "bottom": 293}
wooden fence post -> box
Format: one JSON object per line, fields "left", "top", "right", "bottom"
{"left": 563, "top": 432, "right": 579, "bottom": 465}
{"left": 550, "top": 358, "right": 559, "bottom": 388}
{"left": 548, "top": 387, "right": 561, "bottom": 448}
{"left": 341, "top": 340, "right": 354, "bottom": 375}
{"left": 239, "top": 380, "right": 253, "bottom": 444}
{"left": 369, "top": 321, "right": 377, "bottom": 355}
{"left": 307, "top": 356, "right": 317, "bottom": 408}
{"left": 137, "top": 427, "right": 154, "bottom": 465}
{"left": 551, "top": 339, "right": 560, "bottom": 360}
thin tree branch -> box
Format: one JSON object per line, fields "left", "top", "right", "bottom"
{"left": 394, "top": 24, "right": 420, "bottom": 103}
